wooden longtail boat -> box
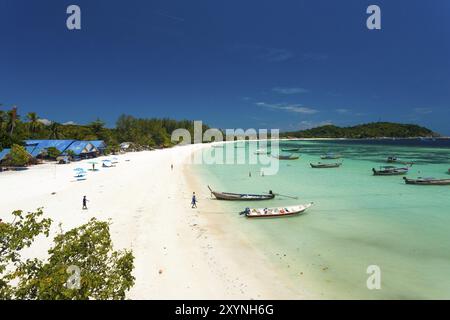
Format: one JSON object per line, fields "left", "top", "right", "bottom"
{"left": 372, "top": 166, "right": 409, "bottom": 176}
{"left": 310, "top": 162, "right": 342, "bottom": 168}
{"left": 273, "top": 153, "right": 300, "bottom": 160}
{"left": 254, "top": 149, "right": 270, "bottom": 155}
{"left": 403, "top": 177, "right": 450, "bottom": 185}
{"left": 241, "top": 202, "right": 314, "bottom": 218}
{"left": 387, "top": 156, "right": 414, "bottom": 165}
{"left": 320, "top": 153, "right": 342, "bottom": 160}
{"left": 208, "top": 186, "right": 275, "bottom": 201}
{"left": 281, "top": 148, "right": 300, "bottom": 152}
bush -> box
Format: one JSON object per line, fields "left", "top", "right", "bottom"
{"left": 4, "top": 144, "right": 30, "bottom": 167}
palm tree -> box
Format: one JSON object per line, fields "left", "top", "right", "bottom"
{"left": 49, "top": 122, "right": 63, "bottom": 139}
{"left": 27, "top": 112, "right": 41, "bottom": 136}
{"left": 6, "top": 106, "right": 19, "bottom": 137}
{"left": 0, "top": 109, "right": 6, "bottom": 133}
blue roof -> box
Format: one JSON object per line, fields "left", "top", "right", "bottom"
{"left": 0, "top": 148, "right": 11, "bottom": 161}
{"left": 64, "top": 141, "right": 97, "bottom": 156}
{"left": 90, "top": 140, "right": 106, "bottom": 149}
{"left": 25, "top": 140, "right": 76, "bottom": 157}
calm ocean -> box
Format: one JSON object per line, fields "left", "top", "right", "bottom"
{"left": 194, "top": 139, "right": 450, "bottom": 299}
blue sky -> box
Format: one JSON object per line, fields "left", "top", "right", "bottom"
{"left": 1, "top": 0, "right": 449, "bottom": 134}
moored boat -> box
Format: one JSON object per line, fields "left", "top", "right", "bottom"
{"left": 241, "top": 202, "right": 314, "bottom": 218}
{"left": 403, "top": 177, "right": 450, "bottom": 185}
{"left": 310, "top": 162, "right": 342, "bottom": 168}
{"left": 281, "top": 147, "right": 300, "bottom": 152}
{"left": 208, "top": 186, "right": 275, "bottom": 200}
{"left": 372, "top": 166, "right": 409, "bottom": 176}
{"left": 273, "top": 153, "right": 299, "bottom": 160}
{"left": 254, "top": 148, "right": 270, "bottom": 155}
{"left": 387, "top": 156, "right": 414, "bottom": 165}
{"left": 321, "top": 153, "right": 342, "bottom": 160}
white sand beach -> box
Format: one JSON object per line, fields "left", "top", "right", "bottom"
{"left": 0, "top": 144, "right": 304, "bottom": 299}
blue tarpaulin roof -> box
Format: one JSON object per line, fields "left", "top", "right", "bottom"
{"left": 90, "top": 140, "right": 106, "bottom": 149}
{"left": 0, "top": 148, "right": 11, "bottom": 161}
{"left": 64, "top": 141, "right": 97, "bottom": 156}
{"left": 25, "top": 140, "right": 76, "bottom": 157}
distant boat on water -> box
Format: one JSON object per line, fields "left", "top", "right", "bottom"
{"left": 310, "top": 162, "right": 342, "bottom": 168}
{"left": 321, "top": 153, "right": 342, "bottom": 160}
{"left": 241, "top": 202, "right": 314, "bottom": 218}
{"left": 387, "top": 156, "right": 414, "bottom": 165}
{"left": 281, "top": 147, "right": 300, "bottom": 152}
{"left": 208, "top": 186, "right": 275, "bottom": 201}
{"left": 254, "top": 148, "right": 270, "bottom": 155}
{"left": 372, "top": 166, "right": 409, "bottom": 176}
{"left": 273, "top": 153, "right": 299, "bottom": 160}
{"left": 403, "top": 177, "right": 450, "bottom": 185}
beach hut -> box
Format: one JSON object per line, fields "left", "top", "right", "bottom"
{"left": 0, "top": 148, "right": 11, "bottom": 171}
{"left": 90, "top": 140, "right": 107, "bottom": 155}
{"left": 25, "top": 140, "right": 76, "bottom": 159}
{"left": 63, "top": 141, "right": 98, "bottom": 160}
{"left": 120, "top": 142, "right": 132, "bottom": 152}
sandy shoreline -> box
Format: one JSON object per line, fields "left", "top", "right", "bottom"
{"left": 0, "top": 143, "right": 305, "bottom": 299}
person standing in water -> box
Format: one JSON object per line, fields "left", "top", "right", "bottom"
{"left": 191, "top": 192, "right": 197, "bottom": 208}
{"left": 82, "top": 196, "right": 89, "bottom": 210}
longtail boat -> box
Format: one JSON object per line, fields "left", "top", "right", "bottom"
{"left": 310, "top": 162, "right": 342, "bottom": 168}
{"left": 241, "top": 202, "right": 314, "bottom": 218}
{"left": 281, "top": 147, "right": 300, "bottom": 152}
{"left": 321, "top": 153, "right": 342, "bottom": 160}
{"left": 273, "top": 153, "right": 300, "bottom": 160}
{"left": 387, "top": 156, "right": 414, "bottom": 165}
{"left": 372, "top": 166, "right": 409, "bottom": 176}
{"left": 403, "top": 177, "right": 450, "bottom": 185}
{"left": 208, "top": 186, "right": 275, "bottom": 200}
{"left": 254, "top": 149, "right": 270, "bottom": 155}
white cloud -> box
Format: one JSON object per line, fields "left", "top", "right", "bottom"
{"left": 335, "top": 108, "right": 350, "bottom": 114}
{"left": 37, "top": 118, "right": 52, "bottom": 126}
{"left": 62, "top": 121, "right": 77, "bottom": 125}
{"left": 256, "top": 102, "right": 319, "bottom": 114}
{"left": 272, "top": 87, "right": 309, "bottom": 95}
{"left": 414, "top": 107, "right": 432, "bottom": 114}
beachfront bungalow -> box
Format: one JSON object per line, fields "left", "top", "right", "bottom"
{"left": 63, "top": 141, "right": 98, "bottom": 159}
{"left": 0, "top": 148, "right": 11, "bottom": 171}
{"left": 90, "top": 140, "right": 107, "bottom": 155}
{"left": 120, "top": 142, "right": 132, "bottom": 152}
{"left": 25, "top": 140, "right": 76, "bottom": 158}
{"left": 25, "top": 140, "right": 100, "bottom": 161}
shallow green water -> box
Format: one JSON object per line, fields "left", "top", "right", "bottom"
{"left": 194, "top": 140, "right": 450, "bottom": 299}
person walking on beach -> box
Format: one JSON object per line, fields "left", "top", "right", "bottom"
{"left": 82, "top": 196, "right": 89, "bottom": 210}
{"left": 191, "top": 192, "right": 198, "bottom": 208}
{"left": 171, "top": 164, "right": 173, "bottom": 171}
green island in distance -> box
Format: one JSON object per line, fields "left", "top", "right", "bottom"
{"left": 280, "top": 122, "right": 441, "bottom": 139}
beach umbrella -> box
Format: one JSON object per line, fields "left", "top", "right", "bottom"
{"left": 74, "top": 168, "right": 85, "bottom": 172}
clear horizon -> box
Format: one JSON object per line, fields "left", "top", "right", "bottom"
{"left": 1, "top": 1, "right": 449, "bottom": 134}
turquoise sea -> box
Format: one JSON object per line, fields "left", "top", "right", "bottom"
{"left": 194, "top": 139, "right": 450, "bottom": 299}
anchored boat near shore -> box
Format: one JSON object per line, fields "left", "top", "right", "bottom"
{"left": 372, "top": 166, "right": 410, "bottom": 176}
{"left": 241, "top": 202, "right": 314, "bottom": 218}
{"left": 208, "top": 186, "right": 275, "bottom": 200}
{"left": 403, "top": 177, "right": 450, "bottom": 185}
{"left": 310, "top": 162, "right": 342, "bottom": 168}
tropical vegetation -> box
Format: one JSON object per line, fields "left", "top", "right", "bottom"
{"left": 0, "top": 208, "right": 135, "bottom": 300}
{"left": 281, "top": 122, "right": 438, "bottom": 139}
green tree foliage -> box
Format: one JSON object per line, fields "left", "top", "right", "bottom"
{"left": 45, "top": 147, "right": 61, "bottom": 159}
{"left": 0, "top": 210, "right": 135, "bottom": 300}
{"left": 282, "top": 122, "right": 438, "bottom": 139}
{"left": 3, "top": 144, "right": 30, "bottom": 166}
{"left": 0, "top": 208, "right": 52, "bottom": 298}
